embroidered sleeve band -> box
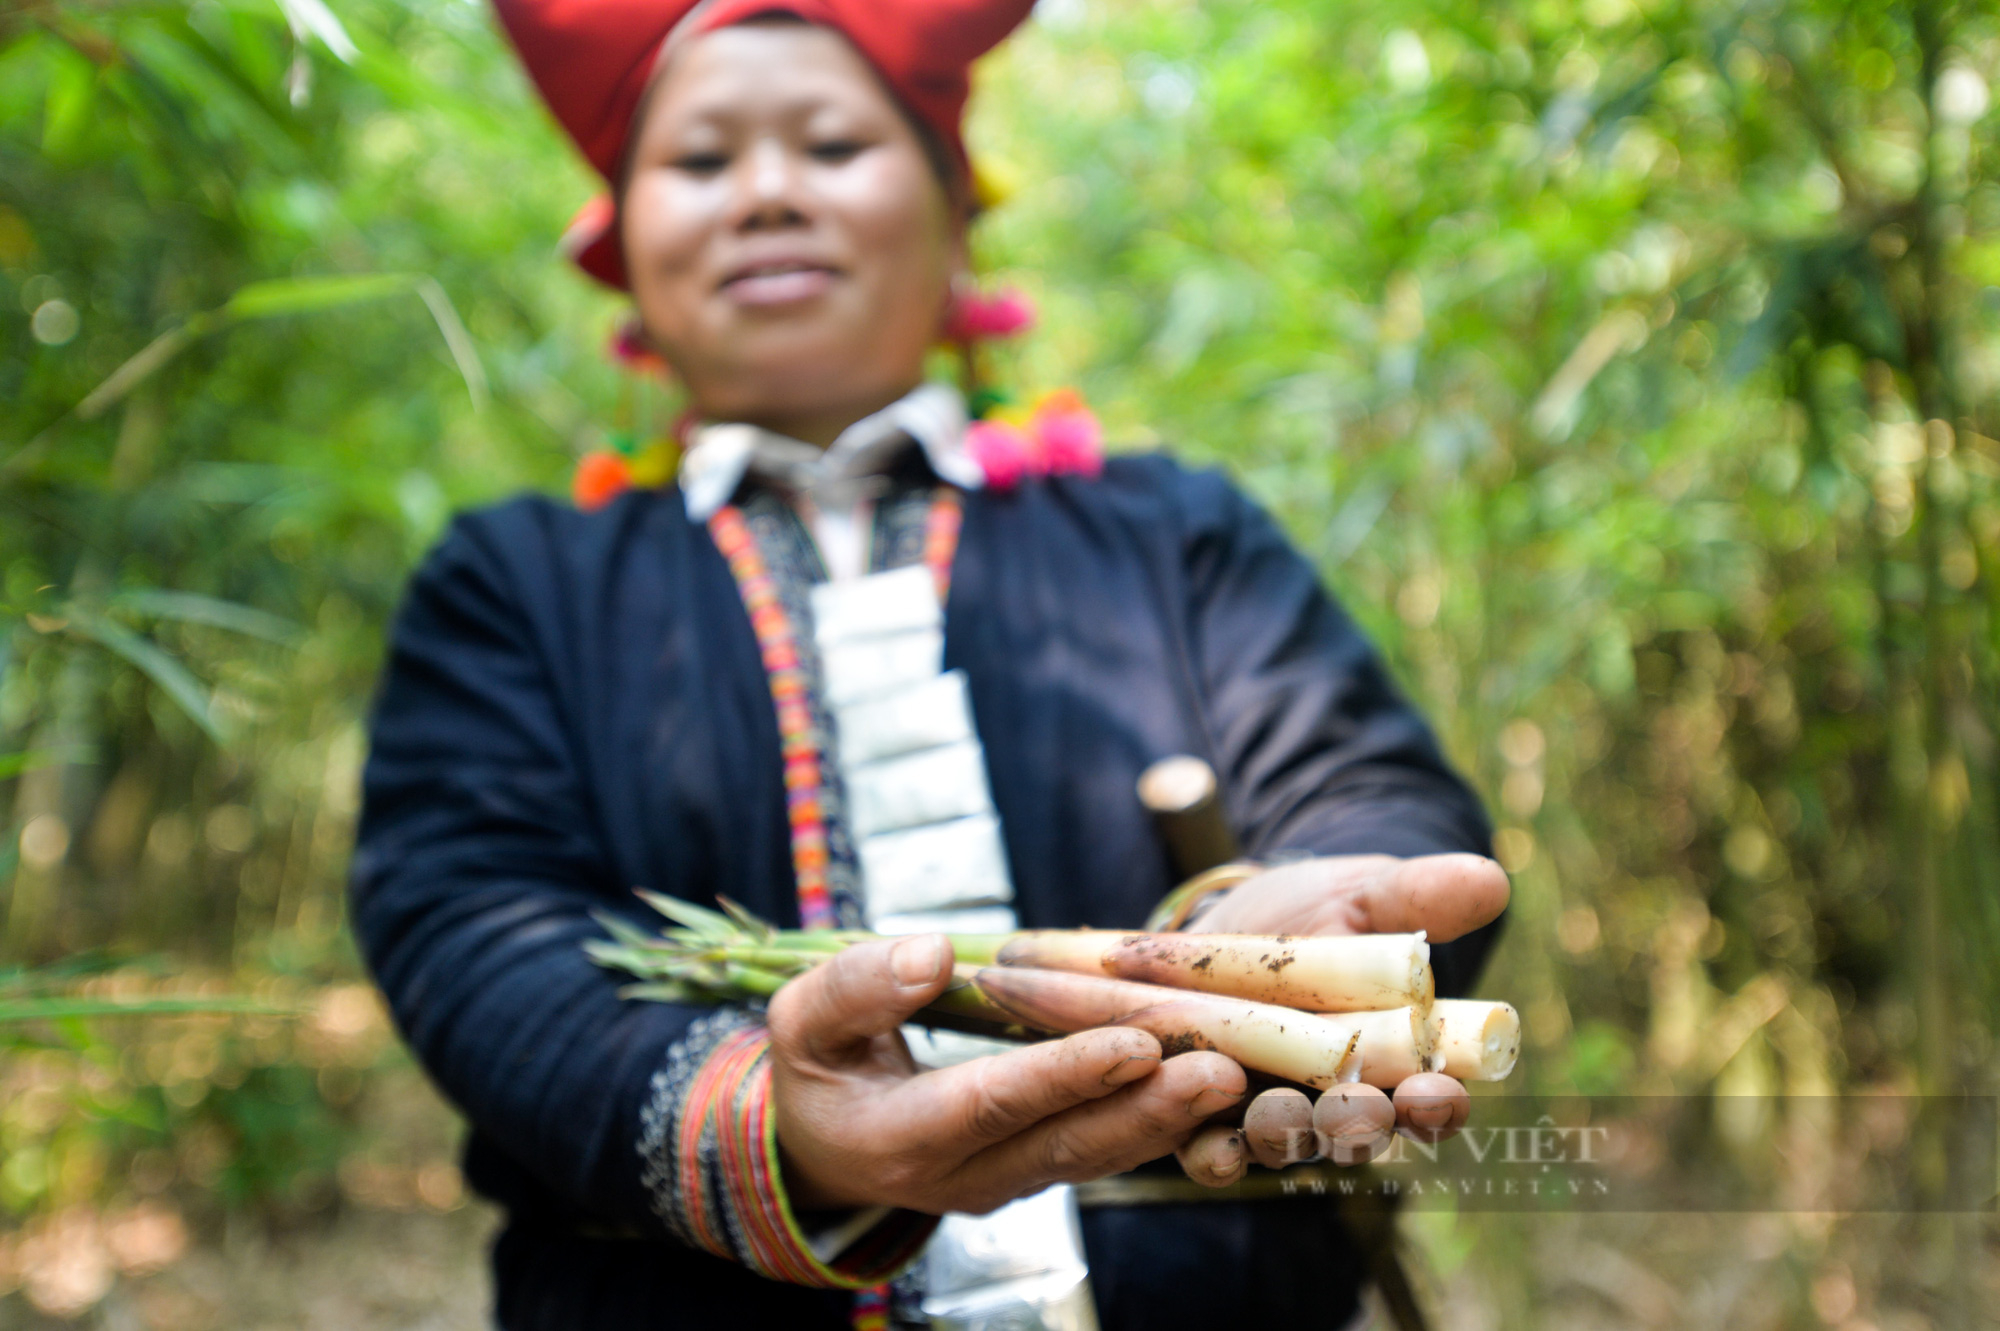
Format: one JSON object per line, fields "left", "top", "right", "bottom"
{"left": 638, "top": 1009, "right": 938, "bottom": 1288}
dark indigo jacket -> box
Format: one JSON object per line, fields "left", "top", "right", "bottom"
{"left": 350, "top": 454, "right": 1499, "bottom": 1330}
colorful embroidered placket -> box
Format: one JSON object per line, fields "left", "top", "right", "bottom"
{"left": 708, "top": 504, "right": 837, "bottom": 928}
{"left": 708, "top": 489, "right": 965, "bottom": 928}
{"left": 636, "top": 489, "right": 965, "bottom": 1307}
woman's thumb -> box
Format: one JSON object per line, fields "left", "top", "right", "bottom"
{"left": 766, "top": 934, "right": 953, "bottom": 1064}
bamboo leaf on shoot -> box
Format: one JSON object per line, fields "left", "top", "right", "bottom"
{"left": 717, "top": 896, "right": 776, "bottom": 942}
{"left": 590, "top": 911, "right": 664, "bottom": 952}
{"left": 635, "top": 890, "right": 738, "bottom": 939}
{"left": 618, "top": 981, "right": 705, "bottom": 1004}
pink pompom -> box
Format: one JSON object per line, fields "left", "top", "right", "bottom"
{"left": 966, "top": 418, "right": 1035, "bottom": 490}
{"left": 1028, "top": 390, "right": 1104, "bottom": 478}
{"left": 945, "top": 287, "right": 1037, "bottom": 343}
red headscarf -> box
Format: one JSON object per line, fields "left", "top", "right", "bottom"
{"left": 493, "top": 0, "right": 1036, "bottom": 288}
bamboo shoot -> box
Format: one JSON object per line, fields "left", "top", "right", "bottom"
{"left": 966, "top": 930, "right": 1433, "bottom": 1013}
{"left": 930, "top": 964, "right": 1363, "bottom": 1090}
{"left": 1427, "top": 998, "right": 1520, "bottom": 1081}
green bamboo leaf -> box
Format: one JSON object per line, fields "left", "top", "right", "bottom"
{"left": 0, "top": 751, "right": 60, "bottom": 779}
{"left": 0, "top": 996, "right": 289, "bottom": 1023}
{"left": 414, "top": 278, "right": 490, "bottom": 411}
{"left": 222, "top": 272, "right": 415, "bottom": 321}
{"left": 64, "top": 607, "right": 226, "bottom": 743}
{"left": 0, "top": 953, "right": 123, "bottom": 995}
{"left": 272, "top": 0, "right": 359, "bottom": 62}
{"left": 80, "top": 1093, "right": 167, "bottom": 1133}
{"left": 1725, "top": 244, "right": 1809, "bottom": 381}
{"left": 65, "top": 271, "right": 455, "bottom": 428}
{"left": 0, "top": 1030, "right": 80, "bottom": 1054}
{"left": 114, "top": 589, "right": 305, "bottom": 646}
{"left": 73, "top": 326, "right": 195, "bottom": 421}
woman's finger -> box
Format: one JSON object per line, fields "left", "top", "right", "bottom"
{"left": 1241, "top": 1087, "right": 1316, "bottom": 1169}
{"left": 947, "top": 1051, "right": 1246, "bottom": 1210}
{"left": 1392, "top": 1072, "right": 1471, "bottom": 1143}
{"left": 765, "top": 935, "right": 953, "bottom": 1065}
{"left": 903, "top": 1026, "right": 1165, "bottom": 1149}
{"left": 1354, "top": 854, "right": 1510, "bottom": 942}
{"left": 1313, "top": 1083, "right": 1395, "bottom": 1165}
{"left": 1176, "top": 1123, "right": 1247, "bottom": 1188}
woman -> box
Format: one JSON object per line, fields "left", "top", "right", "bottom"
{"left": 350, "top": 2, "right": 1509, "bottom": 1327}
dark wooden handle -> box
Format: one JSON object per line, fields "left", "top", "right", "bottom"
{"left": 1137, "top": 755, "right": 1241, "bottom": 878}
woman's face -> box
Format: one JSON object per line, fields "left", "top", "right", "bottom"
{"left": 620, "top": 23, "right": 965, "bottom": 442}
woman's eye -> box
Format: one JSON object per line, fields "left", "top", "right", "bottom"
{"left": 809, "top": 139, "right": 866, "bottom": 164}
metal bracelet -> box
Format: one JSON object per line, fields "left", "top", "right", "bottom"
{"left": 1143, "top": 861, "right": 1263, "bottom": 932}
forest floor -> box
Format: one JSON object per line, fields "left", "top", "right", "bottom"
{"left": 5, "top": 1070, "right": 1999, "bottom": 1330}
{"left": 10, "top": 1204, "right": 1999, "bottom": 1331}
{"left": 12, "top": 1205, "right": 1997, "bottom": 1331}
{"left": 0, "top": 1203, "right": 499, "bottom": 1331}
{"left": 6, "top": 1205, "right": 1999, "bottom": 1330}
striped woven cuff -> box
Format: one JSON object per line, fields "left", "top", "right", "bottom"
{"left": 638, "top": 1009, "right": 937, "bottom": 1288}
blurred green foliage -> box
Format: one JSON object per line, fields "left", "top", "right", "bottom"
{"left": 982, "top": 0, "right": 2000, "bottom": 1114}
{"left": 5, "top": 0, "right": 2000, "bottom": 1322}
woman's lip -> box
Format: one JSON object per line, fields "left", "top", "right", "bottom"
{"left": 720, "top": 266, "right": 840, "bottom": 307}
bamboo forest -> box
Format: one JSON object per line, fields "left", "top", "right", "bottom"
{"left": 5, "top": 0, "right": 2000, "bottom": 1325}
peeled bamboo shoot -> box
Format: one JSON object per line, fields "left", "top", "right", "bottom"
{"left": 929, "top": 964, "right": 1363, "bottom": 1089}
{"left": 1310, "top": 1005, "right": 1435, "bottom": 1088}
{"left": 1427, "top": 999, "right": 1520, "bottom": 1081}
{"left": 966, "top": 930, "right": 1433, "bottom": 1013}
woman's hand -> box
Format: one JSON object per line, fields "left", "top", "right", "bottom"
{"left": 768, "top": 933, "right": 1247, "bottom": 1215}
{"left": 1174, "top": 852, "right": 1510, "bottom": 1187}
{"left": 1193, "top": 852, "right": 1510, "bottom": 943}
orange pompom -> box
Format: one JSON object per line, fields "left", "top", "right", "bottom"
{"left": 572, "top": 451, "right": 632, "bottom": 510}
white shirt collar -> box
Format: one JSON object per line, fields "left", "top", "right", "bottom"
{"left": 680, "top": 382, "right": 983, "bottom": 522}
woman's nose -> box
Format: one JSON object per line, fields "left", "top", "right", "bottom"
{"left": 733, "top": 139, "right": 808, "bottom": 230}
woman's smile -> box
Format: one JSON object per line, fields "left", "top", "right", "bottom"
{"left": 717, "top": 253, "right": 844, "bottom": 307}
